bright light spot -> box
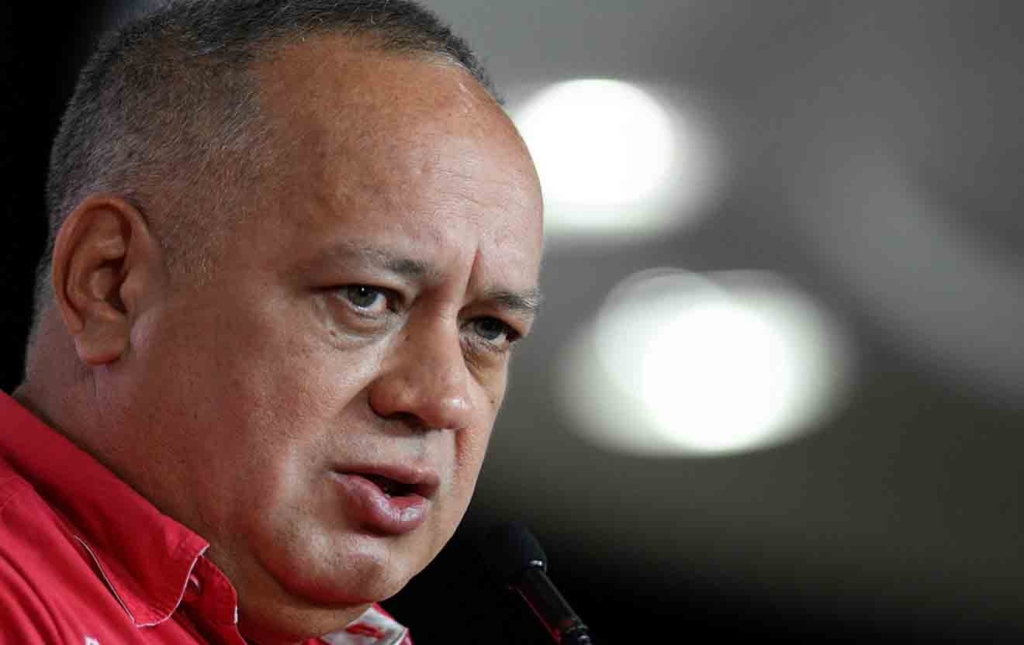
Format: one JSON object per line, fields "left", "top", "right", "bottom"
{"left": 558, "top": 270, "right": 853, "bottom": 456}
{"left": 517, "top": 80, "right": 674, "bottom": 206}
{"left": 513, "top": 80, "right": 725, "bottom": 242}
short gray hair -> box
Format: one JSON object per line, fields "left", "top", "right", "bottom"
{"left": 30, "top": 0, "right": 497, "bottom": 347}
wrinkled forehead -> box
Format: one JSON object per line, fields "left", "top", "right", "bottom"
{"left": 254, "top": 37, "right": 535, "bottom": 193}
{"left": 240, "top": 35, "right": 543, "bottom": 276}
{"left": 254, "top": 34, "right": 522, "bottom": 157}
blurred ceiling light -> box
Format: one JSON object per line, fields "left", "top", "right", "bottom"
{"left": 558, "top": 269, "right": 854, "bottom": 456}
{"left": 512, "top": 79, "right": 725, "bottom": 242}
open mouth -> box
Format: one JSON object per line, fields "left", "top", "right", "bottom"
{"left": 333, "top": 469, "right": 435, "bottom": 533}
{"left": 361, "top": 473, "right": 420, "bottom": 498}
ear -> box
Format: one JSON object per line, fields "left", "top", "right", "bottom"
{"left": 51, "top": 195, "right": 165, "bottom": 366}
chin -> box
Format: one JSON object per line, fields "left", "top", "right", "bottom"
{"left": 236, "top": 544, "right": 418, "bottom": 643}
{"left": 235, "top": 502, "right": 450, "bottom": 639}
{"left": 237, "top": 565, "right": 396, "bottom": 644}
{"left": 268, "top": 531, "right": 425, "bottom": 605}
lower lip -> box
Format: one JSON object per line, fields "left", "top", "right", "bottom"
{"left": 332, "top": 473, "right": 430, "bottom": 535}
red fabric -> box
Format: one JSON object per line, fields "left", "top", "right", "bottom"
{"left": 0, "top": 392, "right": 410, "bottom": 644}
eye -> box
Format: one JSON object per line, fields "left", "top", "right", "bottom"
{"left": 467, "top": 317, "right": 521, "bottom": 348}
{"left": 336, "top": 285, "right": 392, "bottom": 314}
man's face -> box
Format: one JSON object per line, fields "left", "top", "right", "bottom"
{"left": 116, "top": 41, "right": 543, "bottom": 638}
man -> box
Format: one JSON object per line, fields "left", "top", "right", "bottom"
{"left": 0, "top": 1, "right": 544, "bottom": 643}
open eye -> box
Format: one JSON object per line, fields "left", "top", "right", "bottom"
{"left": 467, "top": 317, "right": 521, "bottom": 349}
{"left": 336, "top": 285, "right": 391, "bottom": 314}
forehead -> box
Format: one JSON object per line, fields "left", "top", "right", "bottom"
{"left": 258, "top": 35, "right": 498, "bottom": 128}
{"left": 244, "top": 37, "right": 543, "bottom": 280}
{"left": 254, "top": 35, "right": 529, "bottom": 194}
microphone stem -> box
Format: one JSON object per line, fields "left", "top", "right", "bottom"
{"left": 517, "top": 567, "right": 593, "bottom": 644}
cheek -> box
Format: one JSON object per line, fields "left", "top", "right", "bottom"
{"left": 449, "top": 413, "right": 497, "bottom": 513}
{"left": 451, "top": 369, "right": 507, "bottom": 479}
{"left": 230, "top": 297, "right": 381, "bottom": 400}
{"left": 223, "top": 339, "right": 381, "bottom": 468}
{"left": 160, "top": 299, "right": 380, "bottom": 475}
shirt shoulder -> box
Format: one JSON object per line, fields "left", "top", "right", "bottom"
{"left": 0, "top": 469, "right": 70, "bottom": 641}
{"left": 0, "top": 466, "right": 134, "bottom": 642}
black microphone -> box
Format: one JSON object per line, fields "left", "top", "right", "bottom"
{"left": 480, "top": 522, "right": 594, "bottom": 645}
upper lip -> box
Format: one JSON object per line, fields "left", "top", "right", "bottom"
{"left": 334, "top": 462, "right": 441, "bottom": 498}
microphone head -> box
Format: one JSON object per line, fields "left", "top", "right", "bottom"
{"left": 480, "top": 521, "right": 549, "bottom": 584}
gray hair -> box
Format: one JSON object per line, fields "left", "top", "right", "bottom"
{"left": 30, "top": 0, "right": 497, "bottom": 348}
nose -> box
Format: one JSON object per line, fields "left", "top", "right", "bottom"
{"left": 368, "top": 322, "right": 475, "bottom": 432}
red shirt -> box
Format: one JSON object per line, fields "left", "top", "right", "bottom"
{"left": 0, "top": 392, "right": 411, "bottom": 644}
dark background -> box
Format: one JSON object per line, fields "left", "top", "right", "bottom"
{"left": 3, "top": 2, "right": 1023, "bottom": 643}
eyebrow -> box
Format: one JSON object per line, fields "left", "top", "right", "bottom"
{"left": 311, "top": 241, "right": 543, "bottom": 315}
{"left": 486, "top": 288, "right": 543, "bottom": 317}
{"left": 351, "top": 245, "right": 432, "bottom": 278}
{"left": 310, "top": 241, "right": 434, "bottom": 279}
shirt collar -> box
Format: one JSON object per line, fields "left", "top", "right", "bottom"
{"left": 0, "top": 391, "right": 209, "bottom": 626}
{"left": 325, "top": 605, "right": 411, "bottom": 645}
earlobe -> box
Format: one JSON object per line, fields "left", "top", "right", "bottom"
{"left": 51, "top": 195, "right": 161, "bottom": 366}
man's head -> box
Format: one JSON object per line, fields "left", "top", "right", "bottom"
{"left": 20, "top": 1, "right": 543, "bottom": 641}
{"left": 34, "top": 0, "right": 501, "bottom": 323}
